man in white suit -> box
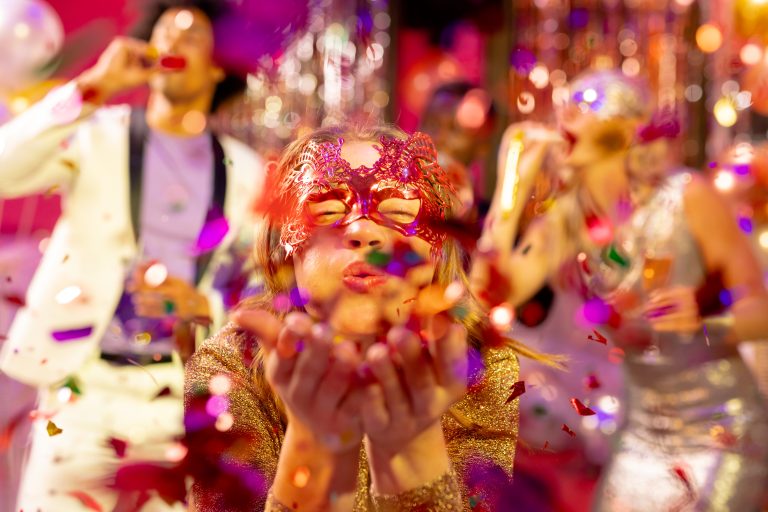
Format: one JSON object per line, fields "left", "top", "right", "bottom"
{"left": 0, "top": 1, "right": 265, "bottom": 509}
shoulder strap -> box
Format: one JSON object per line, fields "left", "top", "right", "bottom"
{"left": 128, "top": 108, "right": 148, "bottom": 243}
{"left": 194, "top": 133, "right": 228, "bottom": 285}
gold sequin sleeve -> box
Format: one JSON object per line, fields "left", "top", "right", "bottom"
{"left": 441, "top": 344, "right": 520, "bottom": 509}
{"left": 185, "top": 323, "right": 285, "bottom": 511}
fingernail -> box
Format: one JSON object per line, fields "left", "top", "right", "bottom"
{"left": 311, "top": 323, "right": 332, "bottom": 343}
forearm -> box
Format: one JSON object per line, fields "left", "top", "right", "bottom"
{"left": 270, "top": 422, "right": 359, "bottom": 511}
{"left": 724, "top": 294, "right": 768, "bottom": 343}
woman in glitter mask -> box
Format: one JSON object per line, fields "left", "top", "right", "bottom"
{"left": 473, "top": 69, "right": 768, "bottom": 510}
{"left": 184, "top": 124, "right": 558, "bottom": 511}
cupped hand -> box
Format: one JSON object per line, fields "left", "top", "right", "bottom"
{"left": 128, "top": 263, "right": 210, "bottom": 322}
{"left": 360, "top": 321, "right": 469, "bottom": 457}
{"left": 232, "top": 308, "right": 365, "bottom": 453}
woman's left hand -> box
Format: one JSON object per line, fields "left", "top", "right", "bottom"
{"left": 644, "top": 285, "right": 702, "bottom": 334}
{"left": 360, "top": 321, "right": 468, "bottom": 456}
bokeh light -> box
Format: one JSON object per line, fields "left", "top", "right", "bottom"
{"left": 696, "top": 24, "right": 723, "bottom": 53}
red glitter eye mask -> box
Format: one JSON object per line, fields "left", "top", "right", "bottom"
{"left": 276, "top": 132, "right": 455, "bottom": 255}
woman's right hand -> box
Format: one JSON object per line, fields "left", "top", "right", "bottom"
{"left": 75, "top": 37, "right": 156, "bottom": 102}
{"left": 231, "top": 308, "right": 364, "bottom": 453}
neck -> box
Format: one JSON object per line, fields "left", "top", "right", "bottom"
{"left": 580, "top": 152, "right": 630, "bottom": 221}
{"left": 145, "top": 91, "right": 213, "bottom": 136}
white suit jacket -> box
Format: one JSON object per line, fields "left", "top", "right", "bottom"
{"left": 0, "top": 82, "right": 265, "bottom": 387}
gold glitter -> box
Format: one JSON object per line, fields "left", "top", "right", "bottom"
{"left": 186, "top": 323, "right": 520, "bottom": 510}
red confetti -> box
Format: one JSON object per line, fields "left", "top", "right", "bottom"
{"left": 542, "top": 441, "right": 550, "bottom": 451}
{"left": 108, "top": 437, "right": 128, "bottom": 458}
{"left": 587, "top": 329, "right": 608, "bottom": 344}
{"left": 584, "top": 374, "right": 601, "bottom": 390}
{"left": 153, "top": 386, "right": 173, "bottom": 399}
{"left": 671, "top": 465, "right": 695, "bottom": 495}
{"left": 2, "top": 293, "right": 25, "bottom": 307}
{"left": 159, "top": 55, "right": 187, "bottom": 70}
{"left": 570, "top": 398, "right": 596, "bottom": 416}
{"left": 561, "top": 423, "right": 576, "bottom": 437}
{"left": 505, "top": 381, "right": 526, "bottom": 404}
{"left": 67, "top": 490, "right": 103, "bottom": 511}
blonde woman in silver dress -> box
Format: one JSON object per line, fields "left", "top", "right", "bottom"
{"left": 473, "top": 70, "right": 768, "bottom": 510}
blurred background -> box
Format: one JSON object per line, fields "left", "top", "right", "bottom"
{"left": 1, "top": 0, "right": 768, "bottom": 510}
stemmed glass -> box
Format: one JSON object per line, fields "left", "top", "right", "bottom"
{"left": 641, "top": 246, "right": 674, "bottom": 359}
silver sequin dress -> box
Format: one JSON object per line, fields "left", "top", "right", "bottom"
{"left": 576, "top": 172, "right": 768, "bottom": 511}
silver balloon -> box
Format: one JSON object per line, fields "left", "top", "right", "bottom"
{"left": 0, "top": 0, "right": 64, "bottom": 93}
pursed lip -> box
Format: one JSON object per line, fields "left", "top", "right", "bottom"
{"left": 342, "top": 261, "right": 388, "bottom": 293}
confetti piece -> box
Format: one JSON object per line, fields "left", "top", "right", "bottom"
{"left": 51, "top": 326, "right": 93, "bottom": 342}
{"left": 671, "top": 465, "right": 695, "bottom": 495}
{"left": 587, "top": 329, "right": 608, "bottom": 344}
{"left": 710, "top": 425, "right": 738, "bottom": 447}
{"left": 153, "top": 386, "right": 172, "bottom": 399}
{"left": 47, "top": 420, "right": 63, "bottom": 437}
{"left": 194, "top": 208, "right": 230, "bottom": 254}
{"left": 505, "top": 381, "right": 526, "bottom": 404}
{"left": 603, "top": 244, "right": 629, "bottom": 268}
{"left": 55, "top": 285, "right": 82, "bottom": 305}
{"left": 292, "top": 466, "right": 311, "bottom": 488}
{"left": 164, "top": 300, "right": 175, "bottom": 314}
{"left": 108, "top": 437, "right": 128, "bottom": 458}
{"left": 561, "top": 423, "right": 576, "bottom": 437}
{"left": 584, "top": 374, "right": 601, "bottom": 390}
{"left": 67, "top": 490, "right": 102, "bottom": 511}
{"left": 3, "top": 293, "right": 25, "bottom": 307}
{"left": 542, "top": 441, "right": 550, "bottom": 450}
{"left": 608, "top": 347, "right": 625, "bottom": 364}
{"left": 135, "top": 332, "right": 152, "bottom": 345}
{"left": 62, "top": 376, "right": 82, "bottom": 396}
{"left": 570, "top": 398, "right": 596, "bottom": 416}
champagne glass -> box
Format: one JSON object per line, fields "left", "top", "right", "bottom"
{"left": 641, "top": 248, "right": 674, "bottom": 359}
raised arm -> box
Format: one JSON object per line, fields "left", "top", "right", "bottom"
{"left": 0, "top": 37, "right": 154, "bottom": 198}
{"left": 470, "top": 124, "right": 564, "bottom": 307}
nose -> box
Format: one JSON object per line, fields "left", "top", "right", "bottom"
{"left": 342, "top": 219, "right": 388, "bottom": 250}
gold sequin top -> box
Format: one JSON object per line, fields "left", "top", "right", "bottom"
{"left": 185, "top": 323, "right": 520, "bottom": 511}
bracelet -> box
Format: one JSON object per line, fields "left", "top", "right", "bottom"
{"left": 371, "top": 468, "right": 462, "bottom": 512}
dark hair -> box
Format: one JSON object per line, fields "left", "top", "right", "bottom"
{"left": 131, "top": 0, "right": 246, "bottom": 112}
{"left": 421, "top": 81, "right": 498, "bottom": 129}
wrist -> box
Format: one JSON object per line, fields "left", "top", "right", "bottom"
{"left": 74, "top": 70, "right": 115, "bottom": 104}
{"left": 366, "top": 421, "right": 450, "bottom": 495}
{"left": 702, "top": 313, "right": 737, "bottom": 345}
{"left": 272, "top": 422, "right": 359, "bottom": 509}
